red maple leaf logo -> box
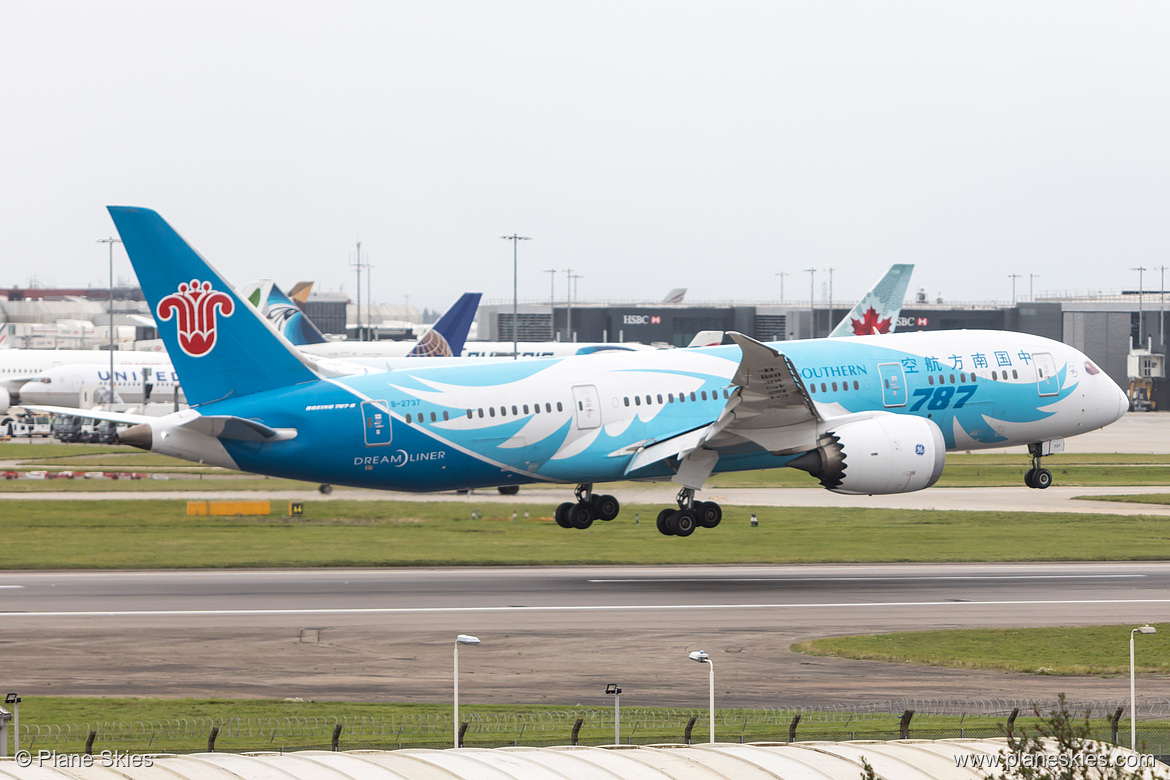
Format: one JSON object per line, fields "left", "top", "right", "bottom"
{"left": 850, "top": 306, "right": 892, "bottom": 336}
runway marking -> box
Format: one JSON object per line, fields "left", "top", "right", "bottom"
{"left": 587, "top": 575, "right": 1145, "bottom": 583}
{"left": 0, "top": 585, "right": 24, "bottom": 589}
{"left": 4, "top": 598, "right": 1170, "bottom": 618}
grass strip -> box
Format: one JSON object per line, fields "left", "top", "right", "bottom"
{"left": 11, "top": 697, "right": 1128, "bottom": 754}
{"left": 0, "top": 476, "right": 322, "bottom": 492}
{"left": 792, "top": 625, "right": 1170, "bottom": 676}
{"left": 1078, "top": 494, "right": 1170, "bottom": 505}
{"left": 5, "top": 499, "right": 1170, "bottom": 568}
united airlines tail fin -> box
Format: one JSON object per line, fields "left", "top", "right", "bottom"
{"left": 242, "top": 279, "right": 328, "bottom": 346}
{"left": 407, "top": 292, "right": 481, "bottom": 357}
{"left": 107, "top": 207, "right": 320, "bottom": 406}
{"left": 828, "top": 264, "right": 914, "bottom": 337}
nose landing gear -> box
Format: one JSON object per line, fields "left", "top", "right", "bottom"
{"left": 1024, "top": 443, "right": 1053, "bottom": 489}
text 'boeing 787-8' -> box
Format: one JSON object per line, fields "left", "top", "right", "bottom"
{"left": 41, "top": 207, "right": 1128, "bottom": 537}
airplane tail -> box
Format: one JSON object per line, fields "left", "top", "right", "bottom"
{"left": 407, "top": 292, "right": 481, "bottom": 357}
{"left": 827, "top": 263, "right": 914, "bottom": 337}
{"left": 242, "top": 279, "right": 328, "bottom": 346}
{"left": 106, "top": 207, "right": 321, "bottom": 406}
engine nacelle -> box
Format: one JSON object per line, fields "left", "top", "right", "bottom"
{"left": 789, "top": 413, "right": 945, "bottom": 495}
{"left": 0, "top": 386, "right": 10, "bottom": 414}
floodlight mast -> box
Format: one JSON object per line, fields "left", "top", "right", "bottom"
{"left": 500, "top": 235, "right": 531, "bottom": 359}
{"left": 605, "top": 683, "right": 622, "bottom": 744}
{"left": 4, "top": 693, "right": 19, "bottom": 756}
{"left": 688, "top": 651, "right": 715, "bottom": 743}
{"left": 454, "top": 634, "right": 481, "bottom": 748}
{"left": 1131, "top": 625, "right": 1157, "bottom": 751}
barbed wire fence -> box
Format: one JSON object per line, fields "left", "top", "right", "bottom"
{"left": 18, "top": 699, "right": 1170, "bottom": 755}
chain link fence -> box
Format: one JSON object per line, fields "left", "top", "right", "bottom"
{"left": 17, "top": 699, "right": 1170, "bottom": 755}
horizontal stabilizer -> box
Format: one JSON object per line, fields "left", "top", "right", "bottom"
{"left": 22, "top": 405, "right": 153, "bottom": 425}
{"left": 181, "top": 415, "right": 297, "bottom": 442}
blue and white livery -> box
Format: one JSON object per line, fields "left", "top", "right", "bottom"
{"left": 77, "top": 208, "right": 1128, "bottom": 537}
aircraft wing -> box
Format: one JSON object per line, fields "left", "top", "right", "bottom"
{"left": 626, "top": 332, "right": 821, "bottom": 484}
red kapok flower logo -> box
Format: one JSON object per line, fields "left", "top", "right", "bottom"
{"left": 850, "top": 306, "right": 892, "bottom": 336}
{"left": 157, "top": 279, "right": 235, "bottom": 357}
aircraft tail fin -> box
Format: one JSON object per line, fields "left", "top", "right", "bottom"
{"left": 107, "top": 207, "right": 321, "bottom": 406}
{"left": 407, "top": 292, "right": 481, "bottom": 357}
{"left": 242, "top": 279, "right": 328, "bottom": 346}
{"left": 286, "top": 281, "right": 314, "bottom": 304}
{"left": 828, "top": 264, "right": 914, "bottom": 337}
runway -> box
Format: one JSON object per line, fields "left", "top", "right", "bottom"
{"left": 2, "top": 414, "right": 1169, "bottom": 707}
{"left": 3, "top": 563, "right": 1169, "bottom": 706}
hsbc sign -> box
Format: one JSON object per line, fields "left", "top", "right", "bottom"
{"left": 623, "top": 314, "right": 663, "bottom": 325}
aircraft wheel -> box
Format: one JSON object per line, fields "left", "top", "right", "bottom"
{"left": 656, "top": 508, "right": 676, "bottom": 536}
{"left": 674, "top": 509, "right": 697, "bottom": 537}
{"left": 497, "top": 485, "right": 520, "bottom": 495}
{"left": 555, "top": 502, "right": 575, "bottom": 529}
{"left": 695, "top": 501, "right": 722, "bottom": 528}
{"left": 592, "top": 494, "right": 620, "bottom": 521}
{"left": 1033, "top": 468, "right": 1052, "bottom": 489}
{"left": 318, "top": 484, "right": 333, "bottom": 495}
{"left": 1024, "top": 468, "right": 1036, "bottom": 488}
{"left": 568, "top": 502, "right": 595, "bottom": 529}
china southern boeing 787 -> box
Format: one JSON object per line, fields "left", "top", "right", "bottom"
{"left": 62, "top": 207, "right": 1128, "bottom": 538}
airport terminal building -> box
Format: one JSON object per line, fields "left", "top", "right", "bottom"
{"left": 478, "top": 292, "right": 1162, "bottom": 408}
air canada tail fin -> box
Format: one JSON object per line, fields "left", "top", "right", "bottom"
{"left": 242, "top": 279, "right": 328, "bottom": 346}
{"left": 407, "top": 292, "right": 481, "bottom": 357}
{"left": 107, "top": 207, "right": 320, "bottom": 406}
{"left": 828, "top": 263, "right": 914, "bottom": 337}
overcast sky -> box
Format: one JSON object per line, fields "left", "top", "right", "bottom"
{"left": 3, "top": 2, "right": 1169, "bottom": 311}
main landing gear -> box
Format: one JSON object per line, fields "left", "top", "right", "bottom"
{"left": 554, "top": 483, "right": 620, "bottom": 530}
{"left": 1024, "top": 443, "right": 1053, "bottom": 489}
{"left": 656, "top": 487, "right": 722, "bottom": 537}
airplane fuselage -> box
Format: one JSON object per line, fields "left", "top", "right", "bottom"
{"left": 152, "top": 330, "right": 1127, "bottom": 493}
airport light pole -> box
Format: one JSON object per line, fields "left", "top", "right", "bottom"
{"left": 775, "top": 271, "right": 788, "bottom": 305}
{"left": 5, "top": 693, "right": 20, "bottom": 757}
{"left": 605, "top": 683, "right": 622, "bottom": 744}
{"left": 688, "top": 651, "right": 715, "bottom": 743}
{"left": 564, "top": 271, "right": 583, "bottom": 342}
{"left": 1157, "top": 266, "right": 1169, "bottom": 347}
{"left": 97, "top": 238, "right": 122, "bottom": 405}
{"left": 1008, "top": 273, "right": 1021, "bottom": 306}
{"left": 823, "top": 267, "right": 835, "bottom": 323}
{"left": 501, "top": 235, "right": 531, "bottom": 359}
{"left": 1131, "top": 625, "right": 1156, "bottom": 752}
{"left": 454, "top": 634, "right": 481, "bottom": 747}
{"left": 545, "top": 268, "right": 557, "bottom": 339}
{"left": 351, "top": 243, "right": 368, "bottom": 342}
{"left": 1133, "top": 266, "right": 1148, "bottom": 348}
{"left": 1029, "top": 273, "right": 1041, "bottom": 303}
{"left": 805, "top": 268, "right": 816, "bottom": 337}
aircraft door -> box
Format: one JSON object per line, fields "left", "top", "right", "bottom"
{"left": 571, "top": 385, "right": 602, "bottom": 430}
{"left": 1033, "top": 353, "right": 1059, "bottom": 397}
{"left": 877, "top": 362, "right": 907, "bottom": 407}
{"left": 361, "top": 400, "right": 393, "bottom": 446}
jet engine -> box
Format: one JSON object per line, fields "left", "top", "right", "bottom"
{"left": 0, "top": 386, "right": 10, "bottom": 414}
{"left": 789, "top": 413, "right": 945, "bottom": 495}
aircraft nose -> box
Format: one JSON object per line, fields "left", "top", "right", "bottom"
{"left": 1115, "top": 382, "right": 1130, "bottom": 421}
